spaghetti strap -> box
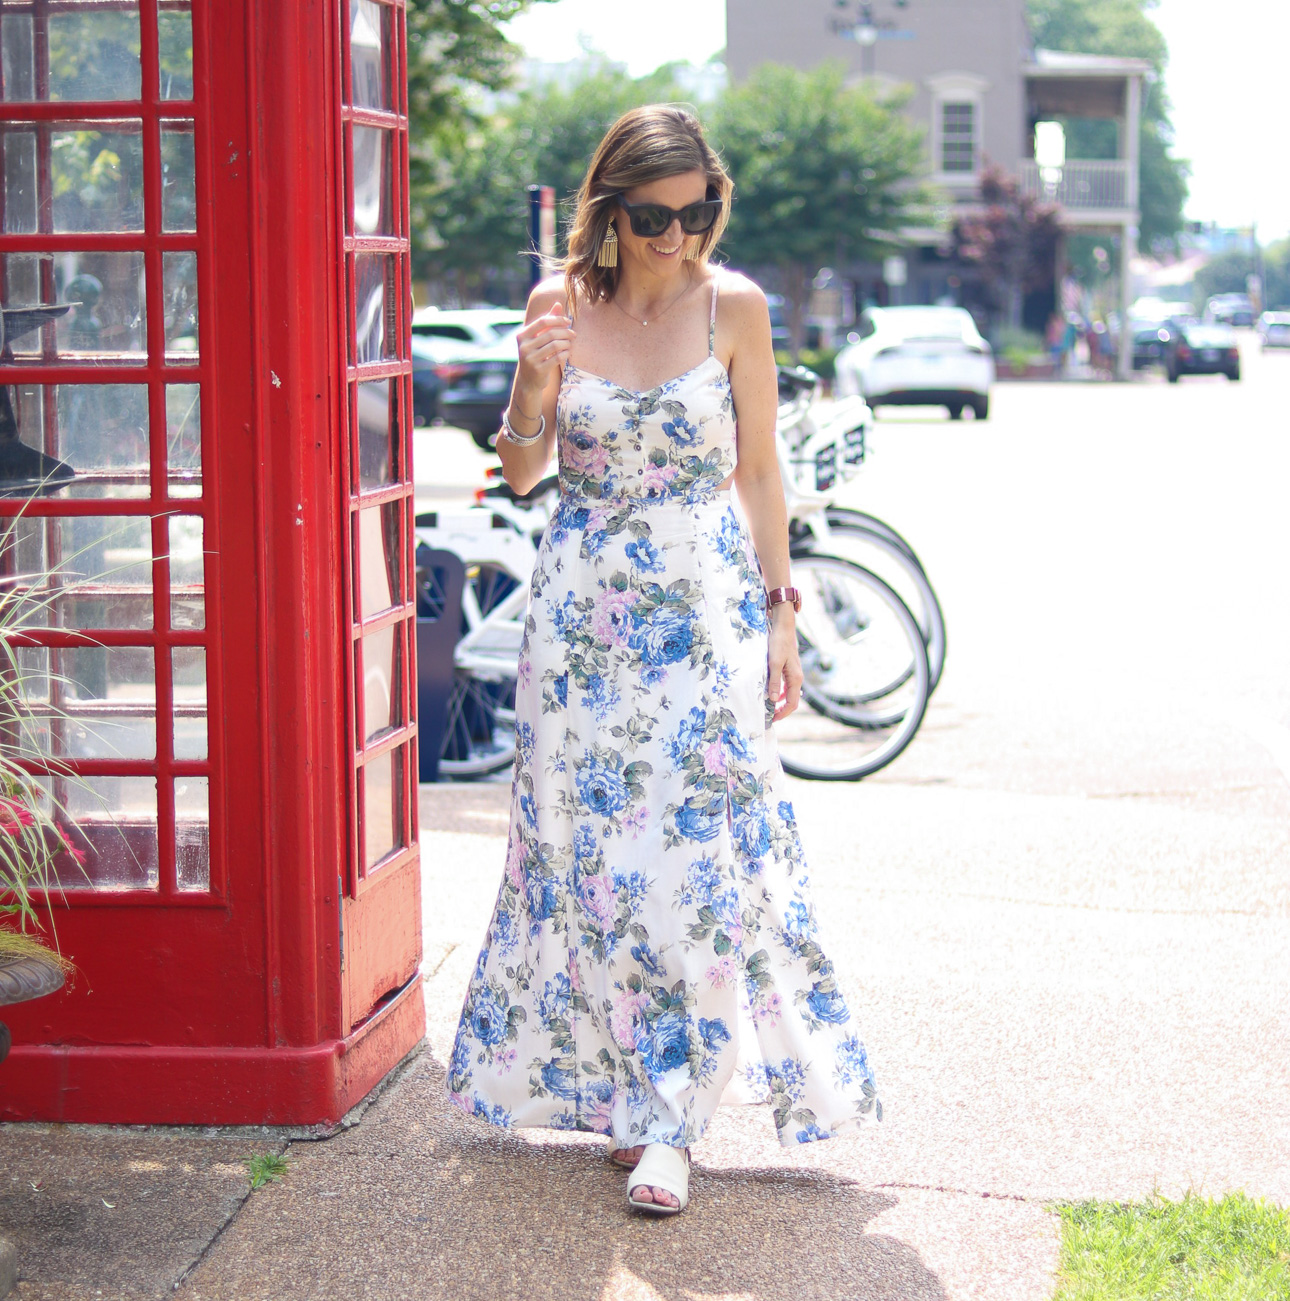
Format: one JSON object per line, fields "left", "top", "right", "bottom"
{"left": 708, "top": 274, "right": 719, "bottom": 356}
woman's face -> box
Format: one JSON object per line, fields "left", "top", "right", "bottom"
{"left": 614, "top": 169, "right": 710, "bottom": 278}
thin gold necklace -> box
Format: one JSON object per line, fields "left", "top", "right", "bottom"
{"left": 610, "top": 279, "right": 694, "bottom": 328}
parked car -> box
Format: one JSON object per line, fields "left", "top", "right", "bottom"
{"left": 1205, "top": 293, "right": 1254, "bottom": 328}
{"left": 833, "top": 306, "right": 994, "bottom": 420}
{"left": 1257, "top": 310, "right": 1290, "bottom": 349}
{"left": 1130, "top": 313, "right": 1188, "bottom": 370}
{"left": 437, "top": 327, "right": 522, "bottom": 449}
{"left": 407, "top": 311, "right": 526, "bottom": 426}
{"left": 410, "top": 334, "right": 454, "bottom": 425}
{"left": 1164, "top": 320, "right": 1240, "bottom": 382}
{"left": 410, "top": 306, "right": 525, "bottom": 348}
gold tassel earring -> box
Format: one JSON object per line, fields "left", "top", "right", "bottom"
{"left": 684, "top": 237, "right": 702, "bottom": 262}
{"left": 597, "top": 221, "right": 618, "bottom": 268}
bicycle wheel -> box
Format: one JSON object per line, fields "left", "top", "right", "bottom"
{"left": 823, "top": 507, "right": 928, "bottom": 574}
{"left": 800, "top": 521, "right": 947, "bottom": 694}
{"left": 437, "top": 560, "right": 521, "bottom": 778}
{"left": 777, "top": 555, "right": 930, "bottom": 781}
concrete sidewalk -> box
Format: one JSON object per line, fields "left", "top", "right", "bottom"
{"left": 5, "top": 383, "right": 1290, "bottom": 1300}
{"left": 5, "top": 768, "right": 1287, "bottom": 1300}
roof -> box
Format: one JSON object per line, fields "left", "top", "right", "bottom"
{"left": 1024, "top": 48, "right": 1155, "bottom": 78}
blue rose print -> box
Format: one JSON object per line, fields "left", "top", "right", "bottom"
{"left": 540, "top": 1058, "right": 577, "bottom": 1100}
{"left": 641, "top": 1008, "right": 692, "bottom": 1077}
{"left": 625, "top": 536, "right": 666, "bottom": 573}
{"left": 674, "top": 795, "right": 725, "bottom": 844}
{"left": 637, "top": 608, "right": 695, "bottom": 666}
{"left": 576, "top": 754, "right": 629, "bottom": 816}
{"left": 470, "top": 989, "right": 510, "bottom": 1047}
{"left": 806, "top": 983, "right": 851, "bottom": 1025}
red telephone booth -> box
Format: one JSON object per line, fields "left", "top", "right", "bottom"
{"left": 0, "top": 0, "right": 424, "bottom": 1124}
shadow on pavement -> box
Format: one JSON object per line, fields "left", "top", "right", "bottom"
{"left": 180, "top": 1054, "right": 950, "bottom": 1301}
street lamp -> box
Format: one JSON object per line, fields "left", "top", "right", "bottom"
{"left": 830, "top": 0, "right": 912, "bottom": 79}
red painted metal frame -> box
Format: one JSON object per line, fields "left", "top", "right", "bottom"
{"left": 0, "top": 0, "right": 216, "bottom": 904}
{"left": 0, "top": 0, "right": 424, "bottom": 1123}
{"left": 333, "top": 0, "right": 421, "bottom": 1031}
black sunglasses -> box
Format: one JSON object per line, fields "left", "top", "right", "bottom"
{"left": 615, "top": 193, "right": 722, "bottom": 238}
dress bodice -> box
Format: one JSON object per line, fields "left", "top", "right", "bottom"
{"left": 555, "top": 279, "right": 736, "bottom": 506}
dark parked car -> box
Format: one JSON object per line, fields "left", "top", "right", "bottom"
{"left": 1130, "top": 314, "right": 1190, "bottom": 370}
{"left": 1164, "top": 321, "right": 1240, "bottom": 382}
{"left": 410, "top": 335, "right": 449, "bottom": 425}
{"left": 437, "top": 327, "right": 522, "bottom": 450}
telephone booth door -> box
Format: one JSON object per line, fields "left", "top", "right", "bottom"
{"left": 334, "top": 0, "right": 422, "bottom": 1035}
{"left": 0, "top": 0, "right": 424, "bottom": 1124}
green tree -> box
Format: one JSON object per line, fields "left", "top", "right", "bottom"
{"left": 1026, "top": 0, "right": 1189, "bottom": 248}
{"left": 414, "top": 63, "right": 683, "bottom": 299}
{"left": 407, "top": 0, "right": 551, "bottom": 151}
{"left": 1265, "top": 240, "right": 1290, "bottom": 310}
{"left": 406, "top": 0, "right": 555, "bottom": 291}
{"left": 711, "top": 63, "right": 930, "bottom": 355}
{"left": 1193, "top": 248, "right": 1255, "bottom": 301}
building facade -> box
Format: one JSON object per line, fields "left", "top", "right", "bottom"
{"left": 726, "top": 0, "right": 1148, "bottom": 372}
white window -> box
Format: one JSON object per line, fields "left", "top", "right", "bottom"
{"left": 926, "top": 72, "right": 988, "bottom": 184}
{"left": 940, "top": 102, "right": 977, "bottom": 173}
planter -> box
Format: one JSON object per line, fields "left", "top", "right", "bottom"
{"left": 995, "top": 357, "right": 1056, "bottom": 380}
{"left": 0, "top": 948, "right": 66, "bottom": 1068}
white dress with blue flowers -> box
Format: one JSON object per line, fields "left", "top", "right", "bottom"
{"left": 448, "top": 277, "right": 881, "bottom": 1149}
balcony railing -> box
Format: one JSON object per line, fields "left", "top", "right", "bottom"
{"left": 1019, "top": 159, "right": 1131, "bottom": 211}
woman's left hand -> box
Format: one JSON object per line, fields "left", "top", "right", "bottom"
{"left": 767, "top": 607, "right": 803, "bottom": 722}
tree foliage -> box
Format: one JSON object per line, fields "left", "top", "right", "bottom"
{"left": 711, "top": 63, "right": 930, "bottom": 351}
{"left": 413, "top": 63, "right": 684, "bottom": 297}
{"left": 406, "top": 0, "right": 555, "bottom": 291}
{"left": 1194, "top": 243, "right": 1290, "bottom": 310}
{"left": 407, "top": 0, "right": 549, "bottom": 151}
{"left": 1026, "top": 0, "right": 1189, "bottom": 248}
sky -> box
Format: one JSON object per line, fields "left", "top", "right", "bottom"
{"left": 503, "top": 0, "right": 1290, "bottom": 243}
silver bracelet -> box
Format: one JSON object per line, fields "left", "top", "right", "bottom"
{"left": 501, "top": 407, "right": 546, "bottom": 447}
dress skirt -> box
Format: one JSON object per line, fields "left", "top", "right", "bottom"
{"left": 448, "top": 490, "right": 881, "bottom": 1148}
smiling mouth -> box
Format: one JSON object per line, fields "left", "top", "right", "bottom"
{"left": 650, "top": 243, "right": 682, "bottom": 256}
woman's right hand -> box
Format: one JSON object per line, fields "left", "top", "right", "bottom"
{"left": 512, "top": 302, "right": 576, "bottom": 413}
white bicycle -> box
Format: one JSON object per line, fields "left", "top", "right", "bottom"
{"left": 417, "top": 368, "right": 939, "bottom": 780}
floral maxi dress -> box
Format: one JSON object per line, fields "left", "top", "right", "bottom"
{"left": 449, "top": 278, "right": 881, "bottom": 1149}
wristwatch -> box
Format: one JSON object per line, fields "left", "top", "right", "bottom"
{"left": 765, "top": 586, "right": 801, "bottom": 614}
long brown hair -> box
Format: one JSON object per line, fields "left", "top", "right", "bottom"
{"left": 564, "top": 105, "right": 732, "bottom": 315}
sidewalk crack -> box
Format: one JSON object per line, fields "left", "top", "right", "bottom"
{"left": 170, "top": 1138, "right": 292, "bottom": 1293}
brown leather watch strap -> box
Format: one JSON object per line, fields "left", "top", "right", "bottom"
{"left": 765, "top": 586, "right": 801, "bottom": 613}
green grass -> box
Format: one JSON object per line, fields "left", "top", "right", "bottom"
{"left": 241, "top": 1152, "right": 289, "bottom": 1189}
{"left": 1054, "top": 1192, "right": 1290, "bottom": 1300}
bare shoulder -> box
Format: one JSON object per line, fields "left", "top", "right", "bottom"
{"left": 715, "top": 269, "right": 768, "bottom": 313}
{"left": 714, "top": 270, "right": 770, "bottom": 336}
{"left": 526, "top": 274, "right": 568, "bottom": 322}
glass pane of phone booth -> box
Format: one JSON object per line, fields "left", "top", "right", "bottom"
{"left": 339, "top": 0, "right": 415, "bottom": 885}
{"left": 0, "top": 0, "right": 211, "bottom": 896}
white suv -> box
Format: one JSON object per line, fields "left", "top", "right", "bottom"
{"left": 410, "top": 307, "right": 525, "bottom": 348}
{"left": 834, "top": 306, "right": 995, "bottom": 420}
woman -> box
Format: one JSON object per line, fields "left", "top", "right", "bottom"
{"left": 449, "top": 105, "right": 880, "bottom": 1215}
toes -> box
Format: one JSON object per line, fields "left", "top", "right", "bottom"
{"left": 630, "top": 1186, "right": 654, "bottom": 1203}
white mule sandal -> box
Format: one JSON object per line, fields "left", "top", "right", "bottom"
{"left": 625, "top": 1144, "right": 690, "bottom": 1216}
